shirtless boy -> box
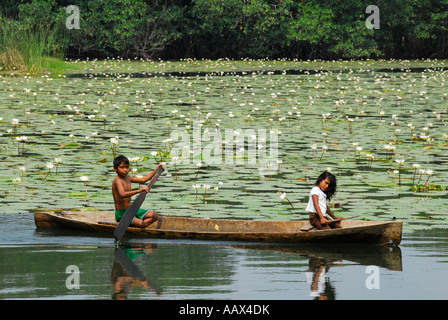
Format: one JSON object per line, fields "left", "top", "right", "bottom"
{"left": 112, "top": 155, "right": 164, "bottom": 227}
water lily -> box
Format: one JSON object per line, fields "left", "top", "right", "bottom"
{"left": 277, "top": 160, "right": 282, "bottom": 174}
{"left": 425, "top": 169, "right": 434, "bottom": 184}
{"left": 384, "top": 144, "right": 395, "bottom": 160}
{"left": 192, "top": 184, "right": 200, "bottom": 200}
{"left": 43, "top": 161, "right": 54, "bottom": 180}
{"left": 80, "top": 176, "right": 89, "bottom": 193}
{"left": 15, "top": 135, "right": 27, "bottom": 155}
{"left": 213, "top": 186, "right": 219, "bottom": 203}
{"left": 11, "top": 118, "right": 19, "bottom": 135}
{"left": 320, "top": 145, "right": 328, "bottom": 161}
{"left": 195, "top": 162, "right": 202, "bottom": 179}
{"left": 347, "top": 117, "right": 354, "bottom": 133}
{"left": 110, "top": 137, "right": 119, "bottom": 157}
{"left": 395, "top": 159, "right": 405, "bottom": 186}
{"left": 311, "top": 144, "right": 317, "bottom": 160}
{"left": 417, "top": 169, "right": 425, "bottom": 185}
{"left": 54, "top": 157, "right": 62, "bottom": 174}
{"left": 366, "top": 154, "right": 375, "bottom": 167}
{"left": 228, "top": 112, "right": 234, "bottom": 125}
{"left": 280, "top": 192, "right": 294, "bottom": 209}
{"left": 356, "top": 146, "right": 363, "bottom": 160}
{"left": 171, "top": 156, "right": 179, "bottom": 180}
{"left": 91, "top": 132, "right": 98, "bottom": 144}
{"left": 203, "top": 184, "right": 211, "bottom": 202}
{"left": 19, "top": 166, "right": 26, "bottom": 179}
{"left": 412, "top": 164, "right": 420, "bottom": 184}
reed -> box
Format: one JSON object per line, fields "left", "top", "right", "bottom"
{"left": 0, "top": 16, "right": 70, "bottom": 75}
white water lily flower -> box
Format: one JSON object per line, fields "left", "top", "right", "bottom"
{"left": 80, "top": 176, "right": 89, "bottom": 182}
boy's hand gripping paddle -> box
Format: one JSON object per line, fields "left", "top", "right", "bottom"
{"left": 114, "top": 166, "right": 164, "bottom": 242}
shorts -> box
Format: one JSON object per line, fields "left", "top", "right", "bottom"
{"left": 115, "top": 208, "right": 150, "bottom": 223}
{"left": 309, "top": 212, "right": 342, "bottom": 230}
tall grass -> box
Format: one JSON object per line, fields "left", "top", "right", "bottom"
{"left": 0, "top": 15, "right": 69, "bottom": 75}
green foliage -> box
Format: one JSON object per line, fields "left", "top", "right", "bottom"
{"left": 1, "top": 0, "right": 448, "bottom": 61}
{"left": 411, "top": 184, "right": 444, "bottom": 192}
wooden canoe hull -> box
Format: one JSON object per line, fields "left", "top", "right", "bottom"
{"left": 34, "top": 211, "right": 403, "bottom": 245}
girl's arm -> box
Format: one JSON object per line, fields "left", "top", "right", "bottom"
{"left": 326, "top": 206, "right": 343, "bottom": 220}
{"left": 312, "top": 195, "right": 328, "bottom": 224}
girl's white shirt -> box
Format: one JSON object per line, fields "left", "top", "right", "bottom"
{"left": 305, "top": 186, "right": 327, "bottom": 217}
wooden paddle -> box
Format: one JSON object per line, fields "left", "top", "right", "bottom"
{"left": 328, "top": 215, "right": 359, "bottom": 224}
{"left": 300, "top": 215, "right": 359, "bottom": 232}
{"left": 114, "top": 166, "right": 164, "bottom": 242}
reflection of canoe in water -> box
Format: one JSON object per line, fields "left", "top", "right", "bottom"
{"left": 34, "top": 210, "right": 402, "bottom": 245}
{"left": 232, "top": 244, "right": 403, "bottom": 271}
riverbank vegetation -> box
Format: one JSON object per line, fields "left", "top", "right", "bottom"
{"left": 1, "top": 0, "right": 448, "bottom": 72}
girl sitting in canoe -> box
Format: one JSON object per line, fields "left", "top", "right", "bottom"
{"left": 305, "top": 171, "right": 343, "bottom": 230}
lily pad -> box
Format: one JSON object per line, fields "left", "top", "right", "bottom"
{"left": 1, "top": 59, "right": 448, "bottom": 233}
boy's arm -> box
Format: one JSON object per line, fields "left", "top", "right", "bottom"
{"left": 131, "top": 163, "right": 165, "bottom": 184}
{"left": 115, "top": 180, "right": 147, "bottom": 199}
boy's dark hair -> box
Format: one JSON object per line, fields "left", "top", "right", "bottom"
{"left": 315, "top": 171, "right": 337, "bottom": 201}
{"left": 113, "top": 155, "right": 129, "bottom": 169}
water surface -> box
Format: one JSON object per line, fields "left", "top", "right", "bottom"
{"left": 0, "top": 213, "right": 447, "bottom": 300}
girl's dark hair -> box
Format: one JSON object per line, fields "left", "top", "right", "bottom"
{"left": 315, "top": 171, "right": 337, "bottom": 201}
{"left": 113, "top": 155, "right": 129, "bottom": 169}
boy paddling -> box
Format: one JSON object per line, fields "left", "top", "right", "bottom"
{"left": 112, "top": 155, "right": 164, "bottom": 228}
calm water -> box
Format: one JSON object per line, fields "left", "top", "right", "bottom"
{"left": 0, "top": 213, "right": 448, "bottom": 300}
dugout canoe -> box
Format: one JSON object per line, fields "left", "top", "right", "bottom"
{"left": 34, "top": 210, "right": 402, "bottom": 245}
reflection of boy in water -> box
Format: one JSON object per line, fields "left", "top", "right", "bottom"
{"left": 305, "top": 257, "right": 337, "bottom": 300}
{"left": 111, "top": 244, "right": 162, "bottom": 300}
